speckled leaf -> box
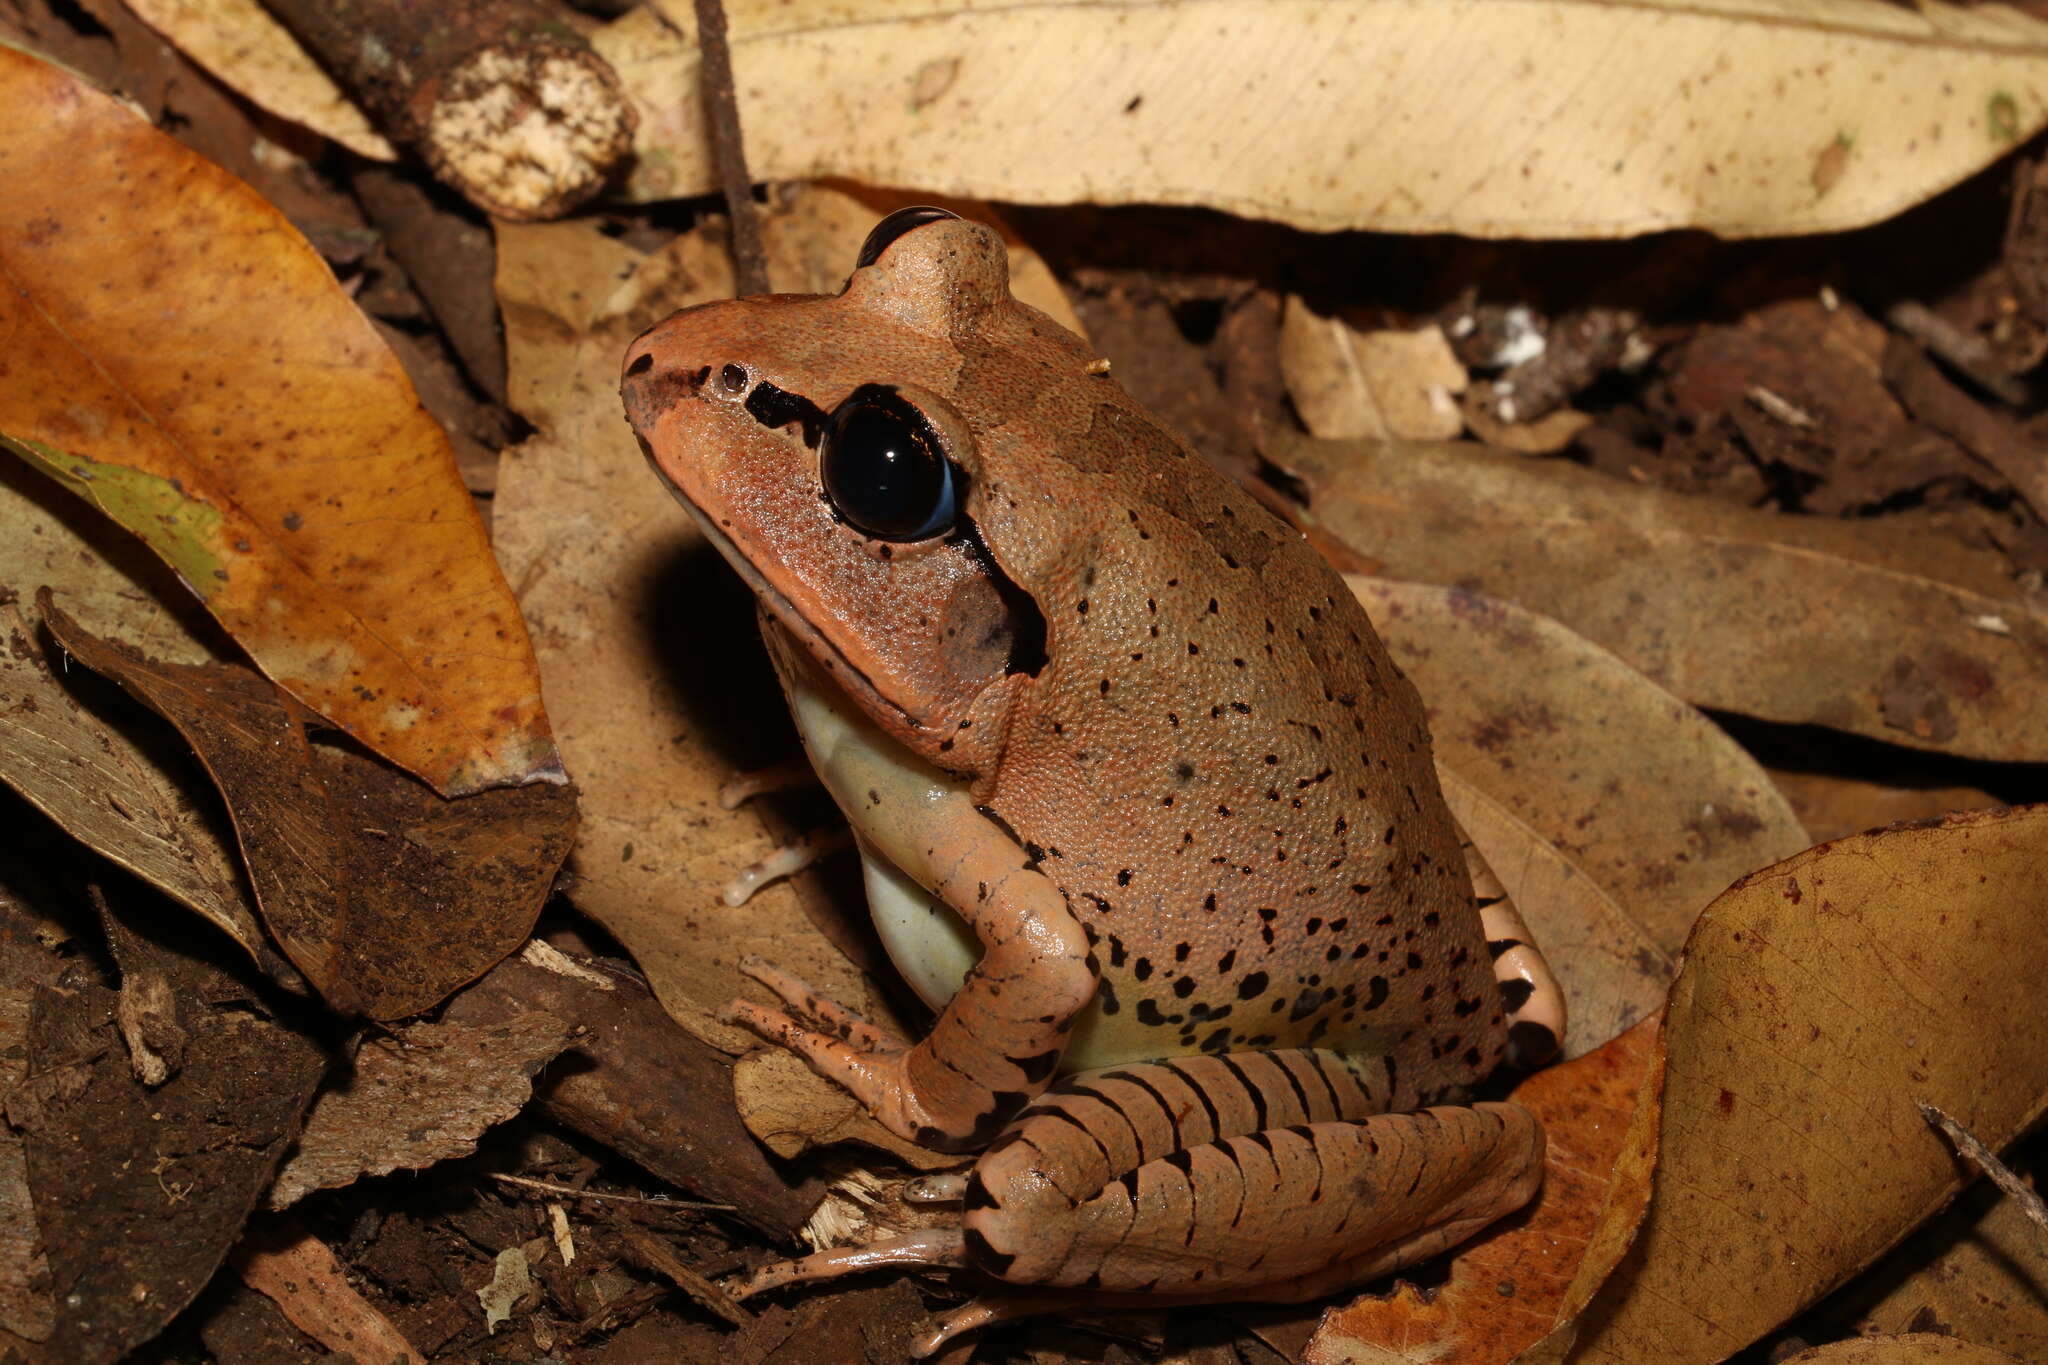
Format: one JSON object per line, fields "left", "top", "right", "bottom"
{"left": 1350, "top": 577, "right": 1809, "bottom": 1057}
{"left": 1530, "top": 807, "right": 2048, "bottom": 1364}
{"left": 39, "top": 596, "right": 577, "bottom": 1020}
{"left": 269, "top": 1009, "right": 578, "bottom": 1208}
{"left": 1280, "top": 434, "right": 2048, "bottom": 762}
{"left": 600, "top": 0, "right": 2048, "bottom": 238}
{"left": 0, "top": 45, "right": 557, "bottom": 797}
{"left": 1307, "top": 1014, "right": 1664, "bottom": 1365}
{"left": 0, "top": 460, "right": 275, "bottom": 970}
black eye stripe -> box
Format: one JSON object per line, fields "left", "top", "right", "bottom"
{"left": 742, "top": 381, "right": 827, "bottom": 447}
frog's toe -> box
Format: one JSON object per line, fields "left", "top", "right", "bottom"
{"left": 733, "top": 956, "right": 901, "bottom": 1051}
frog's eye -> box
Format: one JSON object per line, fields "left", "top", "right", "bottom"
{"left": 856, "top": 206, "right": 961, "bottom": 269}
{"left": 819, "top": 384, "right": 961, "bottom": 542}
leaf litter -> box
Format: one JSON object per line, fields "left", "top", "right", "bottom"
{"left": 0, "top": 7, "right": 2045, "bottom": 1364}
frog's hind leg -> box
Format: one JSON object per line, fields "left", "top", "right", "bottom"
{"left": 1458, "top": 836, "right": 1568, "bottom": 1066}
{"left": 964, "top": 1053, "right": 1543, "bottom": 1296}
{"left": 732, "top": 1050, "right": 1541, "bottom": 1339}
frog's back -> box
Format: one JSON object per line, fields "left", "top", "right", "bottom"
{"left": 965, "top": 329, "right": 1506, "bottom": 1098}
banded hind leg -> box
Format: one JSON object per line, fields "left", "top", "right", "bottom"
{"left": 1458, "top": 833, "right": 1567, "bottom": 1065}
{"left": 734, "top": 1049, "right": 1542, "bottom": 1338}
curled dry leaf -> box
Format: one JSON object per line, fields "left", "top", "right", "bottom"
{"left": 602, "top": 0, "right": 2048, "bottom": 237}
{"left": 1279, "top": 434, "right": 2048, "bottom": 762}
{"left": 0, "top": 466, "right": 272, "bottom": 970}
{"left": 268, "top": 1009, "right": 579, "bottom": 1209}
{"left": 1350, "top": 578, "right": 1809, "bottom": 1056}
{"left": 40, "top": 595, "right": 577, "bottom": 1020}
{"left": 1281, "top": 302, "right": 1466, "bottom": 442}
{"left": 1306, "top": 1014, "right": 1664, "bottom": 1365}
{"left": 119, "top": 0, "right": 395, "bottom": 159}
{"left": 1778, "top": 1336, "right": 2029, "bottom": 1365}
{"left": 1532, "top": 807, "right": 2048, "bottom": 1364}
{"left": 490, "top": 184, "right": 1074, "bottom": 1064}
{"left": 0, "top": 46, "right": 557, "bottom": 798}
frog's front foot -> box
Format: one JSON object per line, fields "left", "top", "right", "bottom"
{"left": 720, "top": 956, "right": 1017, "bottom": 1148}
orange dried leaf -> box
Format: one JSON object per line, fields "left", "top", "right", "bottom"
{"left": 1306, "top": 1015, "right": 1664, "bottom": 1365}
{"left": 0, "top": 46, "right": 557, "bottom": 797}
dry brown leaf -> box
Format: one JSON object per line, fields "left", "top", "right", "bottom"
{"left": 491, "top": 185, "right": 1075, "bottom": 1072}
{"left": 41, "top": 597, "right": 577, "bottom": 1019}
{"left": 118, "top": 0, "right": 395, "bottom": 158}
{"left": 269, "top": 1010, "right": 578, "bottom": 1209}
{"left": 1281, "top": 302, "right": 1466, "bottom": 441}
{"left": 0, "top": 464, "right": 273, "bottom": 968}
{"left": 0, "top": 46, "right": 557, "bottom": 797}
{"left": 1529, "top": 807, "right": 2048, "bottom": 1363}
{"left": 600, "top": 0, "right": 2048, "bottom": 237}
{"left": 1778, "top": 1336, "right": 2029, "bottom": 1365}
{"left": 1767, "top": 767, "right": 2003, "bottom": 845}
{"left": 1847, "top": 1171, "right": 2048, "bottom": 1362}
{"left": 11, "top": 966, "right": 323, "bottom": 1363}
{"left": 1351, "top": 577, "right": 1809, "bottom": 1056}
{"left": 1307, "top": 1014, "right": 1664, "bottom": 1365}
{"left": 1278, "top": 434, "right": 2048, "bottom": 762}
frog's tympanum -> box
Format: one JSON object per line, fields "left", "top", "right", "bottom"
{"left": 622, "top": 209, "right": 1566, "bottom": 1351}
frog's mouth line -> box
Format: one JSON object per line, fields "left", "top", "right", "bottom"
{"left": 660, "top": 482, "right": 919, "bottom": 730}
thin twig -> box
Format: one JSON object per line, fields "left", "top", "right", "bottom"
{"left": 1919, "top": 1102, "right": 2048, "bottom": 1246}
{"left": 614, "top": 1221, "right": 755, "bottom": 1326}
{"left": 1885, "top": 301, "right": 2031, "bottom": 408}
{"left": 487, "top": 1172, "right": 735, "bottom": 1211}
{"left": 690, "top": 0, "right": 769, "bottom": 295}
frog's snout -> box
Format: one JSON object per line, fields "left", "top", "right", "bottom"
{"left": 620, "top": 333, "right": 709, "bottom": 434}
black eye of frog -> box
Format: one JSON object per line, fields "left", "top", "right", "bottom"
{"left": 855, "top": 206, "right": 961, "bottom": 269}
{"left": 818, "top": 384, "right": 960, "bottom": 542}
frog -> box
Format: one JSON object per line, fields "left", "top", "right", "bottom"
{"left": 621, "top": 207, "right": 1566, "bottom": 1353}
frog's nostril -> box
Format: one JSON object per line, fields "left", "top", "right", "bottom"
{"left": 625, "top": 350, "right": 655, "bottom": 377}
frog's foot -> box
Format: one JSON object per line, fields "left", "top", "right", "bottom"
{"left": 1460, "top": 838, "right": 1568, "bottom": 1067}
{"left": 719, "top": 826, "right": 855, "bottom": 906}
{"left": 718, "top": 758, "right": 821, "bottom": 809}
{"left": 721, "top": 957, "right": 1007, "bottom": 1147}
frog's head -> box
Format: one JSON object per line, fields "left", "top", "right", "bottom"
{"left": 622, "top": 209, "right": 1083, "bottom": 772}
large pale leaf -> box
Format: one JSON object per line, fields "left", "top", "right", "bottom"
{"left": 1536, "top": 807, "right": 2048, "bottom": 1363}
{"left": 0, "top": 46, "right": 556, "bottom": 797}
{"left": 1352, "top": 577, "right": 1809, "bottom": 1056}
{"left": 119, "top": 0, "right": 394, "bottom": 159}
{"left": 603, "top": 0, "right": 2048, "bottom": 236}
{"left": 1280, "top": 434, "right": 2048, "bottom": 762}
